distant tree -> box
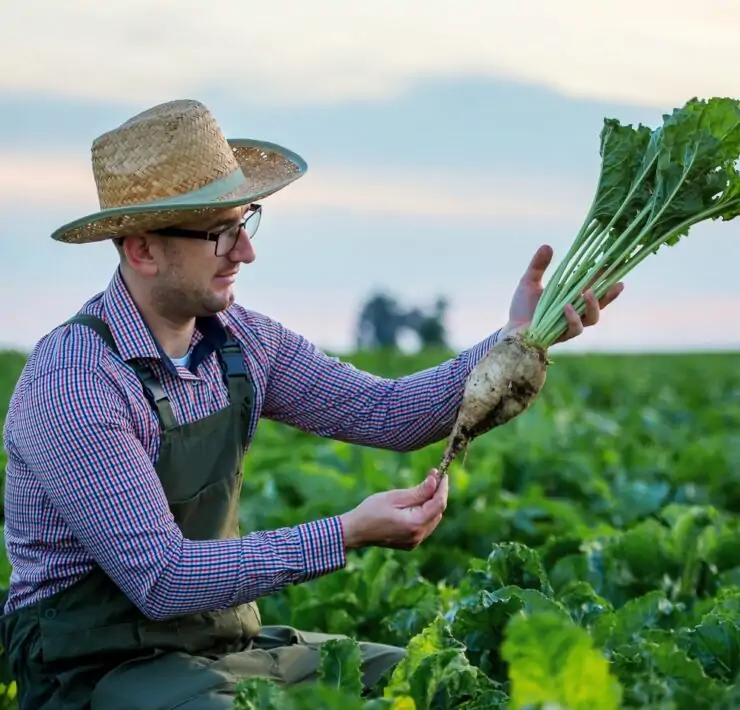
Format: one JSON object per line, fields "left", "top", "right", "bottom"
{"left": 355, "top": 292, "right": 450, "bottom": 351}
{"left": 355, "top": 292, "right": 407, "bottom": 350}
{"left": 405, "top": 297, "right": 449, "bottom": 348}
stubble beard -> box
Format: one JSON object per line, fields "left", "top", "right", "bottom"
{"left": 153, "top": 266, "right": 234, "bottom": 319}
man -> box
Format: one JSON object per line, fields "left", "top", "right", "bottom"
{"left": 0, "top": 99, "right": 622, "bottom": 710}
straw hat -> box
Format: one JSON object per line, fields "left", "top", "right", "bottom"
{"left": 50, "top": 99, "right": 308, "bottom": 244}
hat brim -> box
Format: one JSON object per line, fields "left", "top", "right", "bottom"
{"left": 50, "top": 138, "right": 308, "bottom": 244}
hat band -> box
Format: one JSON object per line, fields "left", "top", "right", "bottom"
{"left": 125, "top": 168, "right": 248, "bottom": 208}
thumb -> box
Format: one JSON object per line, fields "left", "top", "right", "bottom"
{"left": 521, "top": 244, "right": 553, "bottom": 285}
{"left": 389, "top": 472, "right": 436, "bottom": 508}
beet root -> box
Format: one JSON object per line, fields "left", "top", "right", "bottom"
{"left": 435, "top": 332, "right": 549, "bottom": 482}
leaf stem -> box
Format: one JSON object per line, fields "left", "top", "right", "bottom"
{"left": 532, "top": 218, "right": 601, "bottom": 325}
{"left": 529, "top": 149, "right": 661, "bottom": 336}
{"left": 531, "top": 202, "right": 652, "bottom": 343}
{"left": 533, "top": 195, "right": 740, "bottom": 346}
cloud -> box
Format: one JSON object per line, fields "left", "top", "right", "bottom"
{"left": 0, "top": 149, "right": 589, "bottom": 222}
{"left": 0, "top": 152, "right": 100, "bottom": 208}
{"left": 3, "top": 1, "right": 738, "bottom": 111}
{"left": 267, "top": 166, "right": 588, "bottom": 221}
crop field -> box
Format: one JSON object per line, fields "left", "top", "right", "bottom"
{"left": 1, "top": 347, "right": 740, "bottom": 708}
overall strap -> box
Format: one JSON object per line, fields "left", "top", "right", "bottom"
{"left": 128, "top": 363, "right": 177, "bottom": 430}
{"left": 63, "top": 314, "right": 177, "bottom": 430}
{"left": 218, "top": 331, "right": 255, "bottom": 410}
{"left": 65, "top": 314, "right": 119, "bottom": 353}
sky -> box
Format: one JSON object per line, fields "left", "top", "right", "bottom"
{"left": 1, "top": 0, "right": 739, "bottom": 355}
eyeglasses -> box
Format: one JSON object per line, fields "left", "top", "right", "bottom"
{"left": 151, "top": 204, "right": 262, "bottom": 256}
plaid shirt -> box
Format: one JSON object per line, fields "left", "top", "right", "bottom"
{"left": 2, "top": 268, "right": 500, "bottom": 620}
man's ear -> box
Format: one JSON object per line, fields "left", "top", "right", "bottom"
{"left": 120, "top": 233, "right": 163, "bottom": 276}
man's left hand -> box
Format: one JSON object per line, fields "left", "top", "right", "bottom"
{"left": 501, "top": 244, "right": 624, "bottom": 344}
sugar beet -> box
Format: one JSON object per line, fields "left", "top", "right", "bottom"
{"left": 436, "top": 332, "right": 549, "bottom": 482}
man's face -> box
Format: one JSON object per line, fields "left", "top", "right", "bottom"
{"left": 149, "top": 205, "right": 256, "bottom": 319}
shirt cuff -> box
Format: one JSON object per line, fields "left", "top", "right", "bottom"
{"left": 460, "top": 327, "right": 503, "bottom": 370}
{"left": 296, "top": 515, "right": 347, "bottom": 580}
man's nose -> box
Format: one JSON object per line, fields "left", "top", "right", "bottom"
{"left": 229, "top": 228, "right": 256, "bottom": 263}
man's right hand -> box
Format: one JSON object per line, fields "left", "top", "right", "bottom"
{"left": 339, "top": 470, "right": 448, "bottom": 551}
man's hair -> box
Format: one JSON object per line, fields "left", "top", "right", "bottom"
{"left": 112, "top": 237, "right": 128, "bottom": 265}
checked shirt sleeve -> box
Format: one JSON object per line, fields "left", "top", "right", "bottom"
{"left": 6, "top": 365, "right": 346, "bottom": 621}
{"left": 260, "top": 316, "right": 503, "bottom": 451}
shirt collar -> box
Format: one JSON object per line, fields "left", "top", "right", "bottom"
{"left": 101, "top": 267, "right": 228, "bottom": 375}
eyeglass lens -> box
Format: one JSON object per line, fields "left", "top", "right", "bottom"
{"left": 216, "top": 209, "right": 261, "bottom": 256}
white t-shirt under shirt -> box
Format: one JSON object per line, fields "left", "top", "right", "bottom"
{"left": 171, "top": 351, "right": 191, "bottom": 370}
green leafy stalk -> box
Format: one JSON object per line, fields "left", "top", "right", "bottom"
{"left": 530, "top": 118, "right": 655, "bottom": 326}
{"left": 524, "top": 96, "right": 740, "bottom": 349}
{"left": 530, "top": 219, "right": 601, "bottom": 325}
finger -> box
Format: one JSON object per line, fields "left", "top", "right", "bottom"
{"left": 426, "top": 513, "right": 444, "bottom": 535}
{"left": 520, "top": 244, "right": 554, "bottom": 286}
{"left": 559, "top": 304, "right": 584, "bottom": 342}
{"left": 430, "top": 468, "right": 443, "bottom": 490}
{"left": 414, "top": 511, "right": 445, "bottom": 547}
{"left": 418, "top": 489, "right": 447, "bottom": 521}
{"left": 390, "top": 472, "right": 436, "bottom": 508}
{"left": 585, "top": 266, "right": 607, "bottom": 291}
{"left": 581, "top": 289, "right": 600, "bottom": 327}
{"left": 433, "top": 474, "right": 448, "bottom": 512}
{"left": 597, "top": 282, "right": 624, "bottom": 310}
{"left": 428, "top": 468, "right": 448, "bottom": 502}
{"left": 410, "top": 479, "right": 448, "bottom": 523}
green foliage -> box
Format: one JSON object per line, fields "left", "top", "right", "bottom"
{"left": 501, "top": 611, "right": 623, "bottom": 710}
{"left": 319, "top": 637, "right": 365, "bottom": 696}
{"left": 1, "top": 348, "right": 740, "bottom": 709}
